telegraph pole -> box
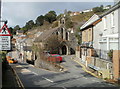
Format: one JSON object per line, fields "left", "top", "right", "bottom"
{"left": 0, "top": 0, "right": 1, "bottom": 27}
{"left": 0, "top": 0, "right": 2, "bottom": 88}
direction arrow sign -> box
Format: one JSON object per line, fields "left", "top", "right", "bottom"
{"left": 0, "top": 24, "right": 11, "bottom": 36}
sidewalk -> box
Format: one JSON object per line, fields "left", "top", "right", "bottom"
{"left": 71, "top": 56, "right": 120, "bottom": 85}
{"left": 71, "top": 56, "right": 100, "bottom": 78}
{"left": 2, "top": 63, "right": 19, "bottom": 88}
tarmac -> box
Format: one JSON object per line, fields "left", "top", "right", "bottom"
{"left": 2, "top": 63, "right": 19, "bottom": 89}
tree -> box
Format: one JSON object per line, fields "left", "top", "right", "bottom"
{"left": 44, "top": 35, "right": 62, "bottom": 54}
{"left": 52, "top": 21, "right": 59, "bottom": 28}
{"left": 8, "top": 27, "right": 14, "bottom": 35}
{"left": 75, "top": 27, "right": 82, "bottom": 45}
{"left": 65, "top": 19, "right": 74, "bottom": 29}
{"left": 14, "top": 25, "right": 20, "bottom": 30}
{"left": 93, "top": 5, "right": 104, "bottom": 13}
{"left": 20, "top": 26, "right": 27, "bottom": 32}
{"left": 57, "top": 14, "right": 64, "bottom": 20}
{"left": 35, "top": 15, "right": 44, "bottom": 26}
{"left": 25, "top": 20, "right": 35, "bottom": 30}
{"left": 13, "top": 25, "right": 20, "bottom": 34}
{"left": 44, "top": 11, "right": 57, "bottom": 23}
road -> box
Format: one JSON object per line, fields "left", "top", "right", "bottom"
{"left": 11, "top": 55, "right": 118, "bottom": 88}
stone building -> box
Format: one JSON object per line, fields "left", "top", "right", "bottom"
{"left": 33, "top": 16, "right": 77, "bottom": 56}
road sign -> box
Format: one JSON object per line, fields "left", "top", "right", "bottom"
{"left": 0, "top": 36, "right": 11, "bottom": 50}
{"left": 0, "top": 24, "right": 11, "bottom": 36}
{"left": 0, "top": 24, "right": 11, "bottom": 50}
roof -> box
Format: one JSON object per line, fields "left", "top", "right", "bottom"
{"left": 34, "top": 27, "right": 59, "bottom": 42}
{"left": 80, "top": 14, "right": 99, "bottom": 30}
{"left": 17, "top": 30, "right": 24, "bottom": 33}
{"left": 99, "top": 1, "right": 120, "bottom": 18}
{"left": 80, "top": 1, "right": 120, "bottom": 30}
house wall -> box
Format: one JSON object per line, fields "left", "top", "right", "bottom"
{"left": 93, "top": 21, "right": 103, "bottom": 50}
{"left": 93, "top": 9, "right": 119, "bottom": 51}
{"left": 80, "top": 3, "right": 120, "bottom": 80}
{"left": 102, "top": 10, "right": 118, "bottom": 36}
{"left": 82, "top": 27, "right": 93, "bottom": 42}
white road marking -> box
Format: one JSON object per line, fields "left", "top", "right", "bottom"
{"left": 16, "top": 65, "right": 22, "bottom": 68}
{"left": 21, "top": 69, "right": 31, "bottom": 73}
{"left": 62, "top": 86, "right": 67, "bottom": 89}
{"left": 32, "top": 72, "right": 38, "bottom": 75}
{"left": 42, "top": 77, "right": 54, "bottom": 83}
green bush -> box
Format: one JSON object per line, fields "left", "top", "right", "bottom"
{"left": 107, "top": 50, "right": 113, "bottom": 58}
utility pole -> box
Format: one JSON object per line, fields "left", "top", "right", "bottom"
{"left": 0, "top": 0, "right": 2, "bottom": 88}
{"left": 0, "top": 0, "right": 1, "bottom": 28}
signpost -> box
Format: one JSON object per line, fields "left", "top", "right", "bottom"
{"left": 0, "top": 23, "right": 11, "bottom": 51}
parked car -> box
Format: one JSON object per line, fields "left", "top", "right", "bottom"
{"left": 7, "top": 58, "right": 18, "bottom": 64}
{"left": 48, "top": 54, "right": 62, "bottom": 63}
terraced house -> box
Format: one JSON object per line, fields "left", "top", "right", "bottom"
{"left": 79, "top": 1, "right": 120, "bottom": 81}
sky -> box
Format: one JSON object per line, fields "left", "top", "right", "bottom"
{"left": 1, "top": 0, "right": 114, "bottom": 28}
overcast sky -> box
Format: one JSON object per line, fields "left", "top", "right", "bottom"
{"left": 1, "top": 0, "right": 114, "bottom": 28}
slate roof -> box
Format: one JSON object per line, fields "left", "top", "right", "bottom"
{"left": 17, "top": 30, "right": 24, "bottom": 33}
{"left": 34, "top": 27, "right": 59, "bottom": 42}
{"left": 80, "top": 1, "right": 120, "bottom": 30}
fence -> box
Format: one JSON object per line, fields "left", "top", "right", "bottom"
{"left": 94, "top": 49, "right": 111, "bottom": 61}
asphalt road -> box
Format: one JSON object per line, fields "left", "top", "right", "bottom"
{"left": 11, "top": 55, "right": 119, "bottom": 88}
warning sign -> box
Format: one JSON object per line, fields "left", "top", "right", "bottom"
{"left": 0, "top": 23, "right": 11, "bottom": 50}
{"left": 0, "top": 24, "right": 11, "bottom": 36}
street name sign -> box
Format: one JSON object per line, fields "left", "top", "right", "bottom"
{"left": 0, "top": 24, "right": 11, "bottom": 50}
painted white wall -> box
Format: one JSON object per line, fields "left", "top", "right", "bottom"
{"left": 93, "top": 21, "right": 103, "bottom": 50}
{"left": 93, "top": 8, "right": 119, "bottom": 51}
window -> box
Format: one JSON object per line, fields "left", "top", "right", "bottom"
{"left": 111, "top": 12, "right": 115, "bottom": 28}
{"left": 66, "top": 32, "right": 68, "bottom": 40}
{"left": 103, "top": 16, "right": 107, "bottom": 30}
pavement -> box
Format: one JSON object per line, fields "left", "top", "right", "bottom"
{"left": 70, "top": 56, "right": 98, "bottom": 78}
{"left": 9, "top": 55, "right": 119, "bottom": 88}
{"left": 2, "top": 63, "right": 19, "bottom": 88}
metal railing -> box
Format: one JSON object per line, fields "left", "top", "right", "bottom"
{"left": 94, "top": 49, "right": 111, "bottom": 61}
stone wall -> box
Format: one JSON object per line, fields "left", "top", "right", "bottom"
{"left": 34, "top": 59, "right": 64, "bottom": 72}
{"left": 86, "top": 56, "right": 113, "bottom": 79}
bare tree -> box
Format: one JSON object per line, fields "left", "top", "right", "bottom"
{"left": 44, "top": 34, "right": 62, "bottom": 54}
